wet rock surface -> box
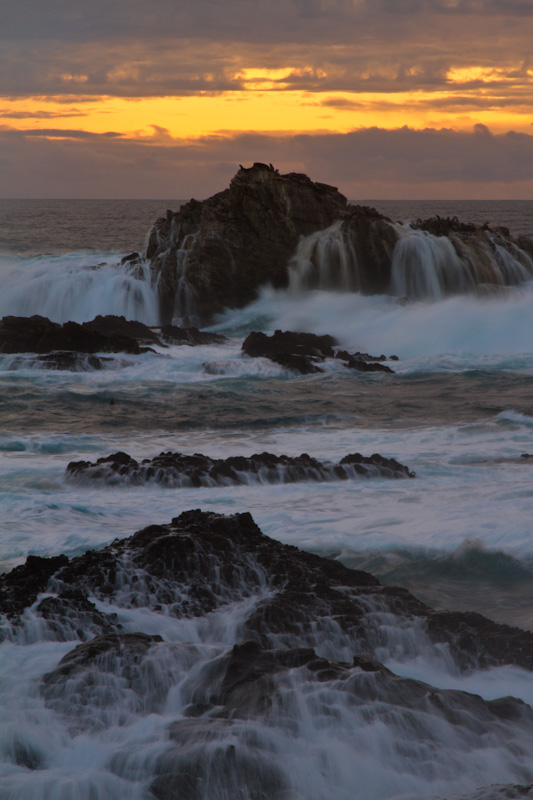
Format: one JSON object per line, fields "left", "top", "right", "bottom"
{"left": 5, "top": 351, "right": 121, "bottom": 371}
{"left": 65, "top": 449, "right": 415, "bottom": 487}
{"left": 2, "top": 510, "right": 533, "bottom": 674}
{"left": 3, "top": 510, "right": 533, "bottom": 798}
{"left": 242, "top": 329, "right": 395, "bottom": 374}
{"left": 158, "top": 323, "right": 227, "bottom": 346}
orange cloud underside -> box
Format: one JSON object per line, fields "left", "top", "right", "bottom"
{"left": 2, "top": 77, "right": 532, "bottom": 140}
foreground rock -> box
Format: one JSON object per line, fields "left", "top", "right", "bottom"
{"left": 147, "top": 162, "right": 533, "bottom": 324}
{"left": 2, "top": 510, "right": 533, "bottom": 674}
{"left": 0, "top": 314, "right": 227, "bottom": 362}
{"left": 4, "top": 510, "right": 533, "bottom": 798}
{"left": 66, "top": 449, "right": 415, "bottom": 487}
{"left": 242, "top": 329, "right": 395, "bottom": 374}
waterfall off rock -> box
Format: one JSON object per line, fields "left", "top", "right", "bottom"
{"left": 147, "top": 165, "right": 533, "bottom": 324}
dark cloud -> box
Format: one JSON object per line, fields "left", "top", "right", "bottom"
{"left": 1, "top": 125, "right": 532, "bottom": 199}
{"left": 0, "top": 128, "right": 123, "bottom": 139}
{"left": 0, "top": 0, "right": 531, "bottom": 98}
{"left": 0, "top": 110, "right": 85, "bottom": 119}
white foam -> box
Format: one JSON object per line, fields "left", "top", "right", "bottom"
{"left": 0, "top": 253, "right": 159, "bottom": 325}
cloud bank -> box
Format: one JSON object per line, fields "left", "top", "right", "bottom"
{"left": 2, "top": 125, "right": 532, "bottom": 199}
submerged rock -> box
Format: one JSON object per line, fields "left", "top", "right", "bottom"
{"left": 158, "top": 323, "right": 227, "bottom": 346}
{"left": 0, "top": 351, "right": 120, "bottom": 371}
{"left": 242, "top": 329, "right": 395, "bottom": 374}
{"left": 65, "top": 449, "right": 415, "bottom": 486}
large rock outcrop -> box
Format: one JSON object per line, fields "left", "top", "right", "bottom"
{"left": 146, "top": 163, "right": 533, "bottom": 325}
{"left": 146, "top": 163, "right": 352, "bottom": 323}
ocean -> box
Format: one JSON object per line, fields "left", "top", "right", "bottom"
{"left": 1, "top": 197, "right": 533, "bottom": 799}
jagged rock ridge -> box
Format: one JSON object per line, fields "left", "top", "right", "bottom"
{"left": 65, "top": 449, "right": 415, "bottom": 487}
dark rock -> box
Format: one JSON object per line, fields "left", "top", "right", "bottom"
{"left": 241, "top": 329, "right": 334, "bottom": 374}
{"left": 335, "top": 349, "right": 394, "bottom": 373}
{"left": 146, "top": 164, "right": 533, "bottom": 324}
{"left": 0, "top": 315, "right": 140, "bottom": 355}
{"left": 41, "top": 632, "right": 168, "bottom": 732}
{"left": 159, "top": 324, "right": 227, "bottom": 346}
{"left": 82, "top": 314, "right": 161, "bottom": 346}
{"left": 36, "top": 591, "right": 120, "bottom": 641}
{"left": 0, "top": 314, "right": 230, "bottom": 358}
{"left": 426, "top": 609, "right": 533, "bottom": 672}
{"left": 0, "top": 553, "right": 69, "bottom": 618}
{"left": 147, "top": 163, "right": 352, "bottom": 324}
{"left": 242, "top": 330, "right": 395, "bottom": 375}
{"left": 65, "top": 449, "right": 415, "bottom": 486}
{"left": 42, "top": 632, "right": 163, "bottom": 685}
{"left": 120, "top": 252, "right": 140, "bottom": 265}
{"left": 150, "top": 638, "right": 533, "bottom": 800}
{"left": 2, "top": 351, "right": 117, "bottom": 371}
{"left": 415, "top": 215, "right": 479, "bottom": 237}
{"left": 4, "top": 510, "right": 533, "bottom": 676}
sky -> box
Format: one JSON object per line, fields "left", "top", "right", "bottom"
{"left": 1, "top": 0, "right": 533, "bottom": 199}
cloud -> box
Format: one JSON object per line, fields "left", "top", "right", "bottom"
{"left": 1, "top": 125, "right": 532, "bottom": 199}
{"left": 0, "top": 0, "right": 531, "bottom": 100}
{"left": 3, "top": 128, "right": 123, "bottom": 139}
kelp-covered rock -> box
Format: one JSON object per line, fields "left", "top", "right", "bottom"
{"left": 242, "top": 329, "right": 395, "bottom": 374}
{"left": 65, "top": 449, "right": 415, "bottom": 486}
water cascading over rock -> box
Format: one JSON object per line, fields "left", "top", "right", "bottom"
{"left": 146, "top": 163, "right": 533, "bottom": 324}
{"left": 390, "top": 222, "right": 533, "bottom": 299}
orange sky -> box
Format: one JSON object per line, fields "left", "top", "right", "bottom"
{"left": 1, "top": 1, "right": 533, "bottom": 197}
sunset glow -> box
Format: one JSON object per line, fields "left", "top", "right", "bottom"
{"left": 1, "top": 0, "right": 532, "bottom": 197}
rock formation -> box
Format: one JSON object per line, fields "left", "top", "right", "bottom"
{"left": 65, "top": 449, "right": 415, "bottom": 487}
{"left": 0, "top": 314, "right": 227, "bottom": 365}
{"left": 146, "top": 163, "right": 533, "bottom": 325}
{"left": 2, "top": 509, "right": 533, "bottom": 673}
{"left": 4, "top": 511, "right": 533, "bottom": 798}
{"left": 241, "top": 329, "right": 395, "bottom": 374}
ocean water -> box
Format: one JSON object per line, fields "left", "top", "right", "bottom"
{"left": 1, "top": 198, "right": 533, "bottom": 800}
